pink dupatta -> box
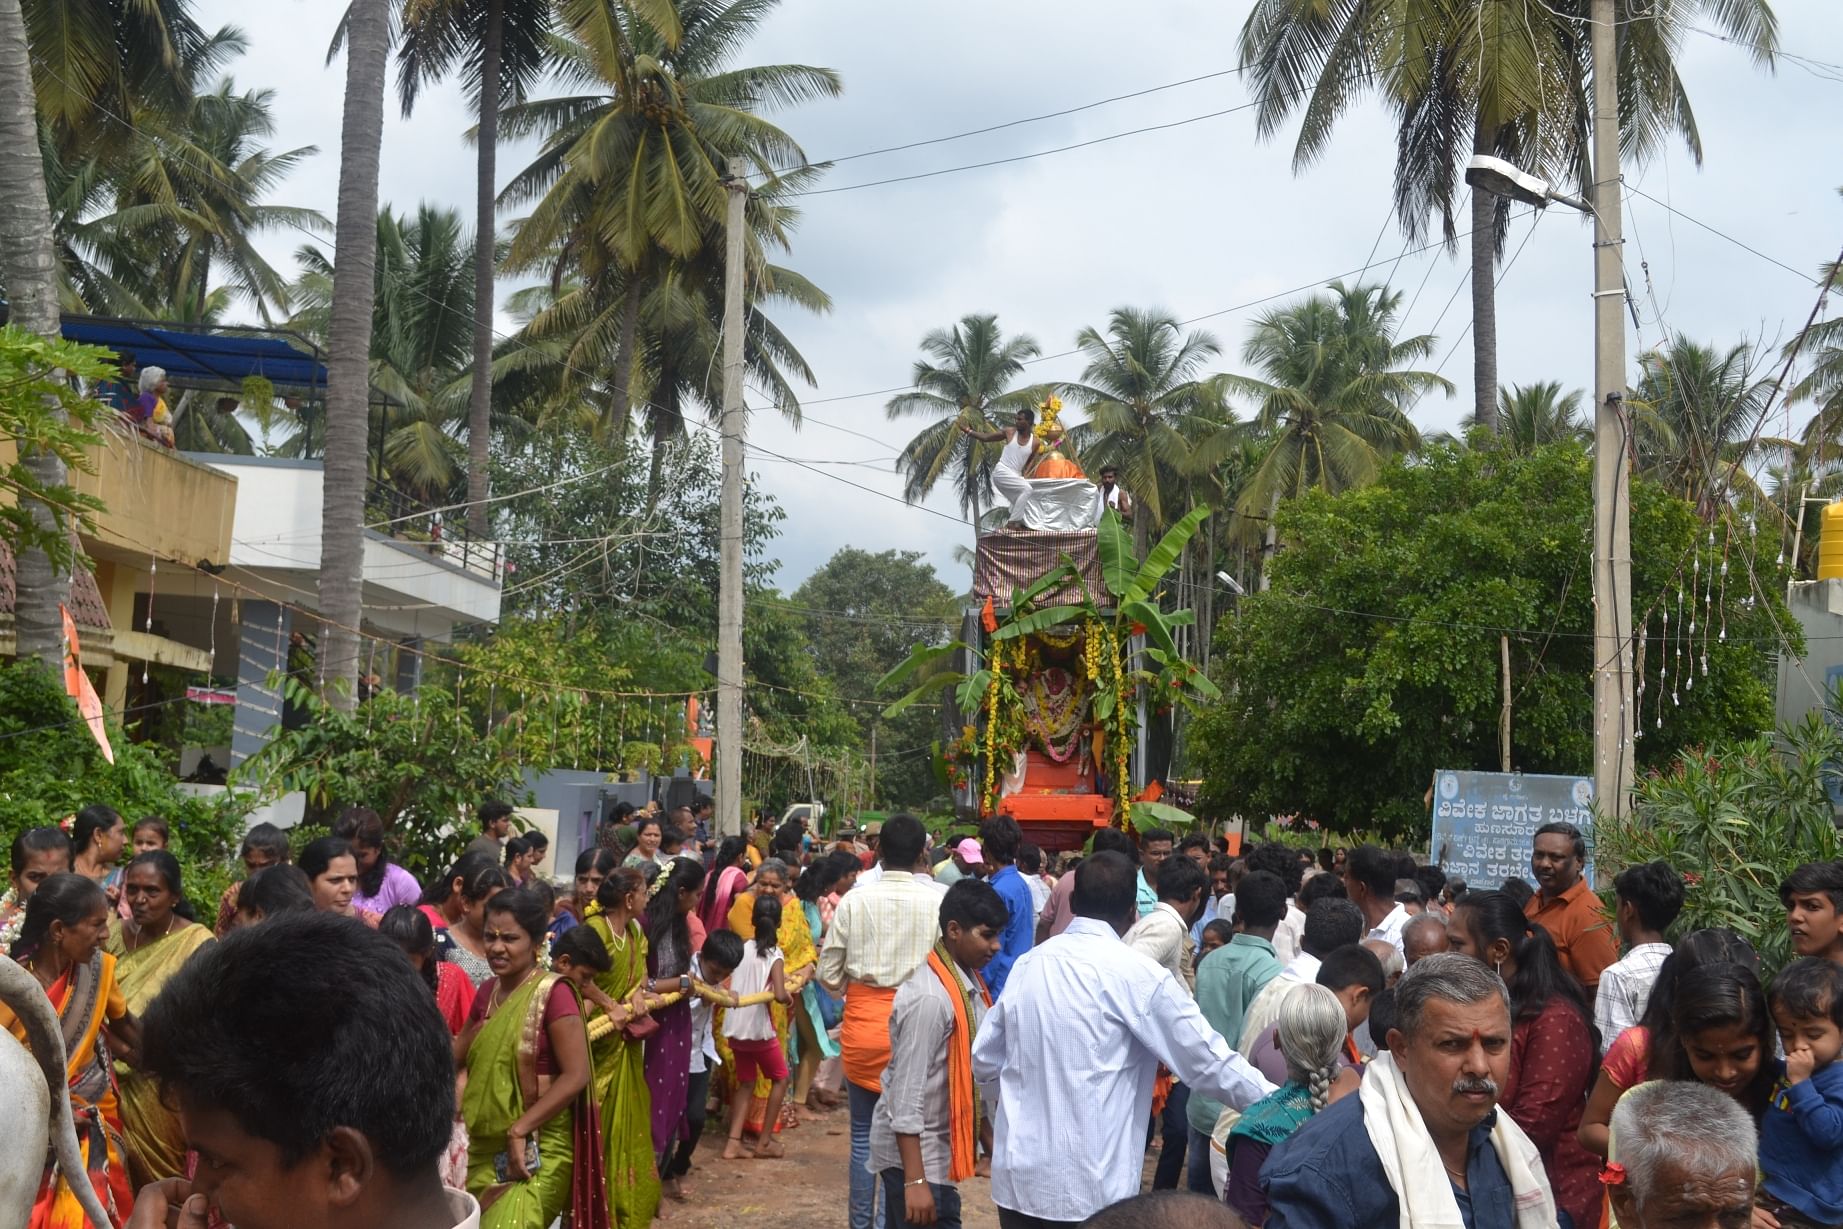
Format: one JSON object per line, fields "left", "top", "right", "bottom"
{"left": 700, "top": 865, "right": 748, "bottom": 934}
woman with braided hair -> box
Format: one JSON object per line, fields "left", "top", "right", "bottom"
{"left": 1223, "top": 983, "right": 1355, "bottom": 1225}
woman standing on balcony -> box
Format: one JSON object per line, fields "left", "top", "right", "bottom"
{"left": 132, "top": 367, "right": 175, "bottom": 448}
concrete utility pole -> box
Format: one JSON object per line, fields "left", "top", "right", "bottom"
{"left": 1589, "top": 0, "right": 1635, "bottom": 823}
{"left": 716, "top": 156, "right": 748, "bottom": 838}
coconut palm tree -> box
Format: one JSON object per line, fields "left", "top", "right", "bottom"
{"left": 1229, "top": 282, "right": 1449, "bottom": 570}
{"left": 1065, "top": 307, "right": 1222, "bottom": 554}
{"left": 285, "top": 205, "right": 476, "bottom": 500}
{"left": 505, "top": 155, "right": 832, "bottom": 507}
{"left": 0, "top": 0, "right": 71, "bottom": 668}
{"left": 391, "top": 0, "right": 573, "bottom": 535}
{"left": 886, "top": 314, "right": 1043, "bottom": 519}
{"left": 21, "top": 0, "right": 231, "bottom": 149}
{"left": 320, "top": 0, "right": 390, "bottom": 710}
{"left": 499, "top": 0, "right": 840, "bottom": 429}
{"left": 1237, "top": 0, "right": 1777, "bottom": 435}
{"left": 118, "top": 78, "right": 324, "bottom": 321}
{"left": 1462, "top": 381, "right": 1589, "bottom": 453}
{"left": 1630, "top": 335, "right": 1783, "bottom": 521}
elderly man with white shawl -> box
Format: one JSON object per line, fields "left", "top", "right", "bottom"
{"left": 1263, "top": 953, "right": 1560, "bottom": 1229}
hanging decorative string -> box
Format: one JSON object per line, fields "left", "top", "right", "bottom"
{"left": 142, "top": 554, "right": 157, "bottom": 684}
{"left": 486, "top": 682, "right": 497, "bottom": 734}
{"left": 1672, "top": 578, "right": 1686, "bottom": 706}
{"left": 1685, "top": 550, "right": 1699, "bottom": 695}
{"left": 1718, "top": 522, "right": 1732, "bottom": 643}
{"left": 1655, "top": 603, "right": 1669, "bottom": 731}
{"left": 1699, "top": 527, "right": 1715, "bottom": 677}
{"left": 1634, "top": 621, "right": 1647, "bottom": 742}
{"left": 454, "top": 671, "right": 465, "bottom": 752}
{"left": 207, "top": 581, "right": 220, "bottom": 674}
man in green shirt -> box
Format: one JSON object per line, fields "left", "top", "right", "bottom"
{"left": 1185, "top": 868, "right": 1289, "bottom": 1194}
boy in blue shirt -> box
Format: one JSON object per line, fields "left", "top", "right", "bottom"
{"left": 1762, "top": 957, "right": 1843, "bottom": 1228}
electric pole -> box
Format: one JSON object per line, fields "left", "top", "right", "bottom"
{"left": 1589, "top": 0, "right": 1634, "bottom": 823}
{"left": 716, "top": 157, "right": 747, "bottom": 838}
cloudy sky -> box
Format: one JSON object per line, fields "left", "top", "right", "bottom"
{"left": 195, "top": 0, "right": 1843, "bottom": 591}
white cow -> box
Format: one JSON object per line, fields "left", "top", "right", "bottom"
{"left": 0, "top": 954, "right": 115, "bottom": 1228}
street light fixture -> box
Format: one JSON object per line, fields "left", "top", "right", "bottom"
{"left": 1463, "top": 155, "right": 1592, "bottom": 216}
{"left": 1465, "top": 79, "right": 1631, "bottom": 829}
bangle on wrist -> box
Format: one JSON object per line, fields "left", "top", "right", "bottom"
{"left": 905, "top": 1177, "right": 928, "bottom": 1188}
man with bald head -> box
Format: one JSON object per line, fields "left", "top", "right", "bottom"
{"left": 1402, "top": 912, "right": 1451, "bottom": 967}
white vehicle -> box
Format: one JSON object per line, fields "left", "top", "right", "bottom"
{"left": 779, "top": 801, "right": 826, "bottom": 830}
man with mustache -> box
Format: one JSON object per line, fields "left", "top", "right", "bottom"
{"left": 1262, "top": 954, "right": 1559, "bottom": 1229}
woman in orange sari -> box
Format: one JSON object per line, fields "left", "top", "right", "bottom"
{"left": 1, "top": 873, "right": 139, "bottom": 1229}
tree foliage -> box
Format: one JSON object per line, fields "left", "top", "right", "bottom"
{"left": 1596, "top": 714, "right": 1843, "bottom": 975}
{"left": 1190, "top": 443, "right": 1797, "bottom": 841}
{"left": 0, "top": 660, "right": 249, "bottom": 897}
{"left": 0, "top": 327, "right": 110, "bottom": 568}
{"left": 791, "top": 548, "right": 959, "bottom": 808}
{"left": 235, "top": 677, "right": 531, "bottom": 881}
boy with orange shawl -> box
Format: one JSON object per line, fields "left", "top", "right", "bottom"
{"left": 868, "top": 879, "right": 1007, "bottom": 1229}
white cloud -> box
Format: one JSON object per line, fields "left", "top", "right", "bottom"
{"left": 192, "top": 0, "right": 1843, "bottom": 589}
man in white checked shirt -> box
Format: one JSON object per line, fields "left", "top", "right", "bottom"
{"left": 972, "top": 851, "right": 1277, "bottom": 1228}
{"left": 820, "top": 814, "right": 943, "bottom": 1229}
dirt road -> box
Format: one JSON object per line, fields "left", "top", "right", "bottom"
{"left": 669, "top": 1104, "right": 1004, "bottom": 1228}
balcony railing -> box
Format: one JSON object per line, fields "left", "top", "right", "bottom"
{"left": 365, "top": 479, "right": 503, "bottom": 584}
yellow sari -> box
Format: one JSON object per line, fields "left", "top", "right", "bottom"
{"left": 0, "top": 952, "right": 133, "bottom": 1229}
{"left": 105, "top": 919, "right": 213, "bottom": 1187}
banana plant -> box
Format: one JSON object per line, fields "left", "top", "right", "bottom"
{"left": 878, "top": 507, "right": 1220, "bottom": 814}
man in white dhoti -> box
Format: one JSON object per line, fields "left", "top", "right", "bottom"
{"left": 961, "top": 407, "right": 1049, "bottom": 523}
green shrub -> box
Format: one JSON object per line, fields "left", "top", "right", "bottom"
{"left": 235, "top": 678, "right": 532, "bottom": 882}
{"left": 1595, "top": 712, "right": 1843, "bottom": 974}
{"left": 0, "top": 661, "right": 250, "bottom": 903}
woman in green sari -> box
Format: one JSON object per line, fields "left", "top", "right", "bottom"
{"left": 458, "top": 886, "right": 603, "bottom": 1229}
{"left": 104, "top": 851, "right": 213, "bottom": 1188}
{"left": 582, "top": 867, "right": 660, "bottom": 1227}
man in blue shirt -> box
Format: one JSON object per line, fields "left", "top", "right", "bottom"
{"left": 979, "top": 816, "right": 1035, "bottom": 998}
{"left": 1264, "top": 954, "right": 1554, "bottom": 1229}
{"left": 1187, "top": 869, "right": 1288, "bottom": 1192}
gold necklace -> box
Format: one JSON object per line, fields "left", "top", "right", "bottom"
{"left": 485, "top": 966, "right": 537, "bottom": 1019}
{"left": 125, "top": 914, "right": 176, "bottom": 953}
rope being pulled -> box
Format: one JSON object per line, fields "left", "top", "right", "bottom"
{"left": 582, "top": 966, "right": 815, "bottom": 1042}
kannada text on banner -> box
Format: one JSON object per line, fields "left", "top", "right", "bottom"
{"left": 1429, "top": 769, "right": 1595, "bottom": 889}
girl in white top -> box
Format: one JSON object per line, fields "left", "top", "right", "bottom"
{"left": 722, "top": 895, "right": 792, "bottom": 1158}
{"left": 724, "top": 909, "right": 785, "bottom": 1041}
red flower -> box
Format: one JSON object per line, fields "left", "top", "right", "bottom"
{"left": 1599, "top": 1163, "right": 1626, "bottom": 1187}
{"left": 1682, "top": 871, "right": 1702, "bottom": 887}
{"left": 1130, "top": 621, "right": 1147, "bottom": 636}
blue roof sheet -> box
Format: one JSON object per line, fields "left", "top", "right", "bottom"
{"left": 61, "top": 317, "right": 328, "bottom": 394}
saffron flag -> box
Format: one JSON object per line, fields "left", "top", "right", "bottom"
{"left": 60, "top": 604, "right": 114, "bottom": 763}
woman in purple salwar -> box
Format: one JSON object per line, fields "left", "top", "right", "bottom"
{"left": 642, "top": 858, "right": 706, "bottom": 1171}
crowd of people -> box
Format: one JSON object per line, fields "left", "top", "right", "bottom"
{"left": 7, "top": 801, "right": 1843, "bottom": 1229}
